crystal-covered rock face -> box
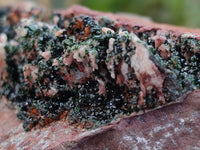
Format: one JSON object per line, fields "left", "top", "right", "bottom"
{"left": 1, "top": 6, "right": 199, "bottom": 131}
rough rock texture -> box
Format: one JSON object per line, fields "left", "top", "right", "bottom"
{"left": 57, "top": 5, "right": 200, "bottom": 36}
{"left": 0, "top": 90, "right": 200, "bottom": 150}
{"left": 1, "top": 5, "right": 200, "bottom": 150}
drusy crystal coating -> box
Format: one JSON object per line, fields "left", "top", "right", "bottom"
{"left": 0, "top": 7, "right": 199, "bottom": 131}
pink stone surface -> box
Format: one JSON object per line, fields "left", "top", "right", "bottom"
{"left": 58, "top": 5, "right": 200, "bottom": 36}
{"left": 0, "top": 90, "right": 200, "bottom": 150}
